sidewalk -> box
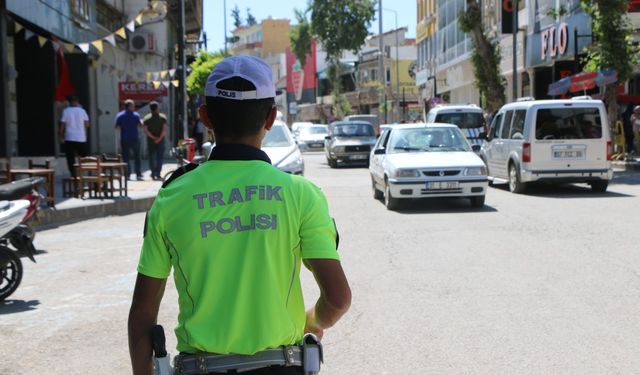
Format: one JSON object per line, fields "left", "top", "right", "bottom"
{"left": 38, "top": 162, "right": 178, "bottom": 228}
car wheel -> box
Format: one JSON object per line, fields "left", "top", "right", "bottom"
{"left": 470, "top": 195, "right": 485, "bottom": 208}
{"left": 372, "top": 177, "right": 383, "bottom": 200}
{"left": 590, "top": 180, "right": 608, "bottom": 193}
{"left": 328, "top": 158, "right": 337, "bottom": 168}
{"left": 384, "top": 182, "right": 400, "bottom": 210}
{"left": 508, "top": 163, "right": 526, "bottom": 194}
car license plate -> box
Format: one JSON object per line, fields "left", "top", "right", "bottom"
{"left": 350, "top": 154, "right": 368, "bottom": 160}
{"left": 310, "top": 143, "right": 323, "bottom": 148}
{"left": 553, "top": 150, "right": 583, "bottom": 158}
{"left": 425, "top": 181, "right": 459, "bottom": 190}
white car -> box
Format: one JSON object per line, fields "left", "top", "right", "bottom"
{"left": 291, "top": 121, "right": 314, "bottom": 138}
{"left": 296, "top": 124, "right": 328, "bottom": 151}
{"left": 370, "top": 123, "right": 488, "bottom": 210}
{"left": 262, "top": 121, "right": 304, "bottom": 175}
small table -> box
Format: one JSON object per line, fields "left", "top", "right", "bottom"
{"left": 9, "top": 168, "right": 56, "bottom": 207}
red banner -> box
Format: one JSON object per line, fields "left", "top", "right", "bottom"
{"left": 118, "top": 82, "right": 168, "bottom": 104}
{"left": 286, "top": 40, "right": 317, "bottom": 102}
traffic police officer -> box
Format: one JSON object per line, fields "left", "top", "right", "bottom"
{"left": 128, "top": 55, "right": 351, "bottom": 375}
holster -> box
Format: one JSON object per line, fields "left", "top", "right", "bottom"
{"left": 302, "top": 333, "right": 323, "bottom": 375}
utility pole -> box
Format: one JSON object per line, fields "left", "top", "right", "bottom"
{"left": 223, "top": 0, "right": 228, "bottom": 55}
{"left": 177, "top": 0, "right": 188, "bottom": 140}
{"left": 378, "top": 0, "right": 385, "bottom": 122}
{"left": 512, "top": 0, "right": 518, "bottom": 101}
{"left": 0, "top": 0, "right": 9, "bottom": 156}
{"left": 384, "top": 8, "right": 399, "bottom": 122}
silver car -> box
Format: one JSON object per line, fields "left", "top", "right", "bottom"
{"left": 325, "top": 121, "right": 377, "bottom": 168}
{"left": 296, "top": 124, "right": 328, "bottom": 151}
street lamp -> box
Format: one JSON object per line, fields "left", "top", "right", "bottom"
{"left": 383, "top": 7, "right": 400, "bottom": 122}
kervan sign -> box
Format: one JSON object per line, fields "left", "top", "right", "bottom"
{"left": 526, "top": 12, "right": 591, "bottom": 68}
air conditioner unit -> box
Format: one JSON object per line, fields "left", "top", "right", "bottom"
{"left": 129, "top": 32, "right": 156, "bottom": 53}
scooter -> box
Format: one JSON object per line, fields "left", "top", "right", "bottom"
{"left": 0, "top": 177, "right": 44, "bottom": 301}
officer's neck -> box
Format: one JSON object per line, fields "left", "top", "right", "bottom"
{"left": 214, "top": 136, "right": 262, "bottom": 150}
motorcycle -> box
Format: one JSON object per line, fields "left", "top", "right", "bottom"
{"left": 0, "top": 177, "right": 44, "bottom": 301}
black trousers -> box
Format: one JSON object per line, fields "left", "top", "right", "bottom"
{"left": 205, "top": 365, "right": 303, "bottom": 374}
{"left": 64, "top": 141, "right": 87, "bottom": 177}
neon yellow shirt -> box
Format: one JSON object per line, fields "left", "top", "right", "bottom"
{"left": 137, "top": 152, "right": 339, "bottom": 355}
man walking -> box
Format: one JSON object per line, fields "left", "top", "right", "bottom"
{"left": 59, "top": 96, "right": 89, "bottom": 177}
{"left": 143, "top": 101, "right": 168, "bottom": 180}
{"left": 128, "top": 56, "right": 351, "bottom": 375}
{"left": 115, "top": 99, "right": 144, "bottom": 180}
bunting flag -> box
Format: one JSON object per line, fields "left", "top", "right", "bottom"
{"left": 171, "top": 80, "right": 179, "bottom": 88}
{"left": 63, "top": 42, "right": 76, "bottom": 53}
{"left": 145, "top": 72, "right": 151, "bottom": 81}
{"left": 14, "top": 22, "right": 23, "bottom": 33}
{"left": 152, "top": 81, "right": 162, "bottom": 89}
{"left": 161, "top": 81, "right": 170, "bottom": 88}
{"left": 160, "top": 71, "right": 168, "bottom": 79}
{"left": 52, "top": 42, "right": 61, "bottom": 52}
{"left": 24, "top": 30, "right": 34, "bottom": 40}
{"left": 135, "top": 14, "right": 143, "bottom": 25}
{"left": 78, "top": 43, "right": 90, "bottom": 53}
{"left": 126, "top": 20, "right": 136, "bottom": 32}
{"left": 169, "top": 69, "right": 176, "bottom": 78}
{"left": 103, "top": 34, "right": 116, "bottom": 46}
{"left": 91, "top": 40, "right": 104, "bottom": 54}
{"left": 115, "top": 27, "right": 127, "bottom": 39}
{"left": 37, "top": 36, "right": 48, "bottom": 47}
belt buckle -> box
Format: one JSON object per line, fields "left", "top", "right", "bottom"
{"left": 283, "top": 345, "right": 296, "bottom": 367}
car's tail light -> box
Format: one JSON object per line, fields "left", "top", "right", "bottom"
{"left": 606, "top": 141, "right": 612, "bottom": 161}
{"left": 522, "top": 143, "right": 531, "bottom": 163}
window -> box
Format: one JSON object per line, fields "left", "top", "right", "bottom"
{"left": 501, "top": 111, "right": 513, "bottom": 139}
{"left": 535, "top": 107, "right": 603, "bottom": 140}
{"left": 510, "top": 110, "right": 526, "bottom": 139}
{"left": 488, "top": 113, "right": 503, "bottom": 140}
{"left": 435, "top": 112, "right": 484, "bottom": 129}
{"left": 71, "top": 0, "right": 91, "bottom": 23}
{"left": 97, "top": 2, "right": 123, "bottom": 32}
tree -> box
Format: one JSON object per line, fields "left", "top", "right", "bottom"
{"left": 580, "top": 0, "right": 638, "bottom": 131}
{"left": 246, "top": 8, "right": 257, "bottom": 26}
{"left": 459, "top": 0, "right": 505, "bottom": 113}
{"left": 231, "top": 5, "right": 242, "bottom": 29}
{"left": 311, "top": 0, "right": 375, "bottom": 118}
{"left": 289, "top": 8, "right": 313, "bottom": 67}
{"left": 186, "top": 50, "right": 225, "bottom": 95}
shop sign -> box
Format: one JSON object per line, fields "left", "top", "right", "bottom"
{"left": 541, "top": 23, "right": 568, "bottom": 60}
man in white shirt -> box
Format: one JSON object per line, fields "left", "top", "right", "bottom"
{"left": 59, "top": 96, "right": 90, "bottom": 177}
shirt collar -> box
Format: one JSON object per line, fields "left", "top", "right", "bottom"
{"left": 208, "top": 144, "right": 271, "bottom": 164}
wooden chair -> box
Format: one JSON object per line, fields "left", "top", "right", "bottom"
{"left": 100, "top": 154, "right": 126, "bottom": 197}
{"left": 77, "top": 156, "right": 108, "bottom": 199}
{"left": 0, "top": 158, "right": 10, "bottom": 184}
{"left": 28, "top": 159, "right": 51, "bottom": 169}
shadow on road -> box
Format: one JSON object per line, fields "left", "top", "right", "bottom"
{"left": 375, "top": 197, "right": 498, "bottom": 214}
{"left": 0, "top": 299, "right": 40, "bottom": 314}
{"left": 612, "top": 170, "right": 640, "bottom": 186}
{"left": 490, "top": 182, "right": 633, "bottom": 198}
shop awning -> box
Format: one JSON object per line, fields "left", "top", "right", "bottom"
{"left": 547, "top": 70, "right": 617, "bottom": 96}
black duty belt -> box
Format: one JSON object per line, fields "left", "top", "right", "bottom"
{"left": 174, "top": 346, "right": 303, "bottom": 374}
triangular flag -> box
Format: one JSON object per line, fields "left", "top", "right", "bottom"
{"left": 135, "top": 14, "right": 143, "bottom": 25}
{"left": 37, "top": 36, "right": 48, "bottom": 48}
{"left": 15, "top": 22, "right": 23, "bottom": 33}
{"left": 161, "top": 81, "right": 170, "bottom": 88}
{"left": 145, "top": 72, "right": 151, "bottom": 81}
{"left": 152, "top": 81, "right": 161, "bottom": 89}
{"left": 160, "top": 71, "right": 168, "bottom": 79}
{"left": 126, "top": 20, "right": 136, "bottom": 32}
{"left": 78, "top": 43, "right": 90, "bottom": 54}
{"left": 103, "top": 34, "right": 116, "bottom": 46}
{"left": 63, "top": 42, "right": 76, "bottom": 53}
{"left": 171, "top": 80, "right": 179, "bottom": 88}
{"left": 115, "top": 27, "right": 126, "bottom": 39}
{"left": 91, "top": 40, "right": 104, "bottom": 54}
{"left": 24, "top": 30, "right": 34, "bottom": 40}
{"left": 52, "top": 42, "right": 61, "bottom": 52}
{"left": 169, "top": 69, "right": 176, "bottom": 78}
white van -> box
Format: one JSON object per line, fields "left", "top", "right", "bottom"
{"left": 425, "top": 104, "right": 486, "bottom": 145}
{"left": 480, "top": 99, "right": 613, "bottom": 193}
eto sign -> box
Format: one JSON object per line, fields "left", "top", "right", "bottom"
{"left": 541, "top": 23, "right": 569, "bottom": 60}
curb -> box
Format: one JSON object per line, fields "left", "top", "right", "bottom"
{"left": 37, "top": 196, "right": 156, "bottom": 229}
{"left": 612, "top": 161, "right": 640, "bottom": 171}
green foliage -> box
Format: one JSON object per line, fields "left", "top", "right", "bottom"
{"left": 289, "top": 8, "right": 313, "bottom": 67}
{"left": 246, "top": 8, "right": 257, "bottom": 26}
{"left": 332, "top": 93, "right": 351, "bottom": 118}
{"left": 186, "top": 50, "right": 225, "bottom": 95}
{"left": 231, "top": 5, "right": 242, "bottom": 29}
{"left": 580, "top": 0, "right": 637, "bottom": 82}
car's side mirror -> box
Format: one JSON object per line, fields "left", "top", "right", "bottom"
{"left": 324, "top": 136, "right": 331, "bottom": 140}
{"left": 471, "top": 144, "right": 481, "bottom": 152}
{"left": 374, "top": 148, "right": 386, "bottom": 155}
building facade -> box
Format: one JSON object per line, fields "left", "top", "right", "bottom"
{"left": 415, "top": 0, "right": 438, "bottom": 110}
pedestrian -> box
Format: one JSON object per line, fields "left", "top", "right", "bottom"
{"left": 128, "top": 55, "right": 351, "bottom": 375}
{"left": 622, "top": 104, "right": 634, "bottom": 154}
{"left": 115, "top": 99, "right": 144, "bottom": 181}
{"left": 142, "top": 101, "right": 168, "bottom": 180}
{"left": 632, "top": 105, "right": 640, "bottom": 155}
{"left": 59, "top": 95, "right": 89, "bottom": 178}
{"left": 193, "top": 115, "right": 205, "bottom": 154}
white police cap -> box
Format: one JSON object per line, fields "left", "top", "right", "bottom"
{"left": 204, "top": 55, "right": 276, "bottom": 100}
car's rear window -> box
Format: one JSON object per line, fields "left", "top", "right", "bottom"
{"left": 262, "top": 125, "right": 292, "bottom": 147}
{"left": 535, "top": 107, "right": 602, "bottom": 140}
{"left": 333, "top": 123, "right": 375, "bottom": 137}
{"left": 434, "top": 112, "right": 484, "bottom": 129}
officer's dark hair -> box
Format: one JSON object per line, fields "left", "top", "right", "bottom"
{"left": 149, "top": 101, "right": 159, "bottom": 111}
{"left": 205, "top": 77, "right": 275, "bottom": 138}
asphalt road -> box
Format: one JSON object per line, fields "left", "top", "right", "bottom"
{"left": 1, "top": 152, "right": 639, "bottom": 374}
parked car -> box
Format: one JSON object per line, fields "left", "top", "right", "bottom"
{"left": 325, "top": 121, "right": 377, "bottom": 168}
{"left": 369, "top": 123, "right": 488, "bottom": 210}
{"left": 262, "top": 120, "right": 304, "bottom": 175}
{"left": 291, "top": 121, "right": 314, "bottom": 138}
{"left": 480, "top": 98, "right": 613, "bottom": 193}
{"left": 425, "top": 104, "right": 486, "bottom": 145}
{"left": 344, "top": 114, "right": 380, "bottom": 136}
{"left": 296, "top": 124, "right": 328, "bottom": 151}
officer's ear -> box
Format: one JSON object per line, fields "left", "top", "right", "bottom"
{"left": 199, "top": 105, "right": 214, "bottom": 131}
{"left": 264, "top": 105, "right": 276, "bottom": 131}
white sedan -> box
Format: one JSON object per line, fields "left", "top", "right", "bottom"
{"left": 262, "top": 121, "right": 305, "bottom": 175}
{"left": 369, "top": 123, "right": 488, "bottom": 210}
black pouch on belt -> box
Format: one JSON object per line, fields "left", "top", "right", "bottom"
{"left": 302, "top": 333, "right": 323, "bottom": 374}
